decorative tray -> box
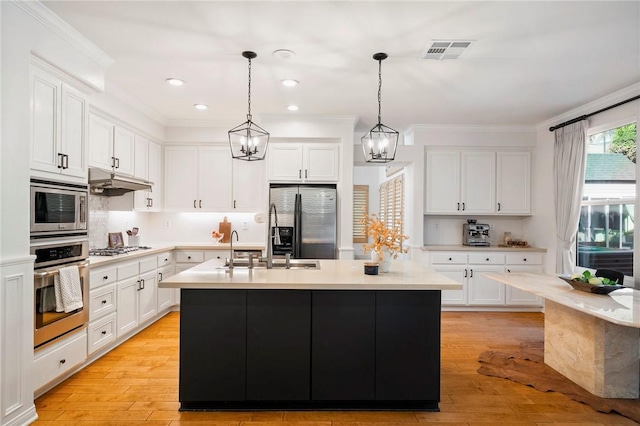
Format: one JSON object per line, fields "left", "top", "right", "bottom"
{"left": 558, "top": 276, "right": 624, "bottom": 295}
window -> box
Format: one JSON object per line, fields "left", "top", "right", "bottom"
{"left": 353, "top": 185, "right": 369, "bottom": 243}
{"left": 379, "top": 174, "right": 404, "bottom": 237}
{"left": 577, "top": 123, "right": 636, "bottom": 277}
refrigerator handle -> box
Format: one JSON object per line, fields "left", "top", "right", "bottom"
{"left": 294, "top": 193, "right": 302, "bottom": 258}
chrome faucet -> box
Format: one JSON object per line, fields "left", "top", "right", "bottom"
{"left": 228, "top": 230, "right": 239, "bottom": 269}
{"left": 266, "top": 203, "right": 282, "bottom": 269}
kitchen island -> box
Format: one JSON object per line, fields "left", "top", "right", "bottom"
{"left": 160, "top": 259, "right": 461, "bottom": 411}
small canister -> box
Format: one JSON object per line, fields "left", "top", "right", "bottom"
{"left": 364, "top": 262, "right": 379, "bottom": 275}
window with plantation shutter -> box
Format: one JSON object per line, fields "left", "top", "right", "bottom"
{"left": 379, "top": 174, "right": 404, "bottom": 238}
{"left": 353, "top": 185, "right": 369, "bottom": 243}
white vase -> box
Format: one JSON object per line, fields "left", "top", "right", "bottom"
{"left": 371, "top": 247, "right": 392, "bottom": 273}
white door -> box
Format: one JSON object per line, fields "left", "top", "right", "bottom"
{"left": 505, "top": 265, "right": 543, "bottom": 306}
{"left": 468, "top": 265, "right": 505, "bottom": 305}
{"left": 233, "top": 158, "right": 265, "bottom": 210}
{"left": 147, "top": 141, "right": 162, "bottom": 211}
{"left": 88, "top": 115, "right": 114, "bottom": 170}
{"left": 164, "top": 146, "right": 198, "bottom": 210}
{"left": 497, "top": 152, "right": 531, "bottom": 214}
{"left": 60, "top": 85, "right": 87, "bottom": 178}
{"left": 267, "top": 144, "right": 303, "bottom": 181}
{"left": 138, "top": 271, "right": 158, "bottom": 324}
{"left": 198, "top": 147, "right": 232, "bottom": 211}
{"left": 425, "top": 151, "right": 460, "bottom": 213}
{"left": 31, "top": 68, "right": 61, "bottom": 174}
{"left": 304, "top": 144, "right": 339, "bottom": 181}
{"left": 113, "top": 126, "right": 135, "bottom": 176}
{"left": 461, "top": 151, "right": 496, "bottom": 214}
{"left": 116, "top": 277, "right": 139, "bottom": 337}
{"left": 433, "top": 265, "right": 467, "bottom": 305}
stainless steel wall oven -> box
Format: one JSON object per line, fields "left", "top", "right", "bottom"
{"left": 32, "top": 238, "right": 89, "bottom": 349}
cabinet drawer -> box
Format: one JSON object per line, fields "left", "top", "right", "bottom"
{"left": 204, "top": 250, "right": 227, "bottom": 261}
{"left": 33, "top": 330, "right": 87, "bottom": 390}
{"left": 157, "top": 252, "right": 173, "bottom": 267}
{"left": 176, "top": 251, "right": 204, "bottom": 263}
{"left": 89, "top": 283, "right": 116, "bottom": 321}
{"left": 468, "top": 253, "right": 505, "bottom": 265}
{"left": 117, "top": 262, "right": 139, "bottom": 280}
{"left": 88, "top": 312, "right": 116, "bottom": 355}
{"left": 139, "top": 256, "right": 157, "bottom": 274}
{"left": 430, "top": 252, "right": 467, "bottom": 264}
{"left": 90, "top": 266, "right": 117, "bottom": 290}
{"left": 506, "top": 253, "right": 543, "bottom": 265}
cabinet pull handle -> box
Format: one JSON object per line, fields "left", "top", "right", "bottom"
{"left": 507, "top": 269, "right": 511, "bottom": 273}
{"left": 299, "top": 170, "right": 302, "bottom": 179}
{"left": 159, "top": 272, "right": 163, "bottom": 281}
{"left": 57, "top": 153, "right": 64, "bottom": 169}
{"left": 448, "top": 257, "right": 452, "bottom": 261}
{"left": 497, "top": 202, "right": 501, "bottom": 211}
{"left": 470, "top": 269, "right": 473, "bottom": 277}
{"left": 193, "top": 200, "right": 197, "bottom": 208}
{"left": 63, "top": 154, "right": 69, "bottom": 169}
{"left": 149, "top": 198, "right": 153, "bottom": 207}
{"left": 59, "top": 359, "right": 66, "bottom": 364}
{"left": 234, "top": 200, "right": 236, "bottom": 209}
{"left": 137, "top": 280, "right": 142, "bottom": 291}
{"left": 187, "top": 256, "right": 191, "bottom": 260}
{"left": 462, "top": 202, "right": 465, "bottom": 211}
{"left": 486, "top": 258, "right": 490, "bottom": 261}
{"left": 457, "top": 203, "right": 460, "bottom": 211}
{"left": 305, "top": 169, "right": 308, "bottom": 178}
{"left": 103, "top": 275, "right": 108, "bottom": 280}
{"left": 101, "top": 300, "right": 107, "bottom": 304}
{"left": 464, "top": 269, "right": 468, "bottom": 278}
{"left": 523, "top": 258, "right": 527, "bottom": 262}
{"left": 101, "top": 330, "right": 107, "bottom": 335}
{"left": 111, "top": 156, "right": 116, "bottom": 168}
{"left": 141, "top": 279, "right": 145, "bottom": 289}
{"left": 116, "top": 158, "right": 120, "bottom": 169}
{"left": 199, "top": 200, "right": 202, "bottom": 209}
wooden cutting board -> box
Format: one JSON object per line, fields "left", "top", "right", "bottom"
{"left": 219, "top": 217, "right": 231, "bottom": 243}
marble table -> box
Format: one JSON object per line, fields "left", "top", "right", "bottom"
{"left": 485, "top": 272, "right": 640, "bottom": 399}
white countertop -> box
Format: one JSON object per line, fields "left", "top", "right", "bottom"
{"left": 423, "top": 245, "right": 546, "bottom": 252}
{"left": 159, "top": 259, "right": 462, "bottom": 291}
{"left": 89, "top": 243, "right": 265, "bottom": 267}
{"left": 485, "top": 272, "right": 640, "bottom": 328}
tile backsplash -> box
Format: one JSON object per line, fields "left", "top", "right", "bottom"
{"left": 89, "top": 195, "right": 109, "bottom": 249}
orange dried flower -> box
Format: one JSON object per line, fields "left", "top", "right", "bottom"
{"left": 359, "top": 212, "right": 408, "bottom": 259}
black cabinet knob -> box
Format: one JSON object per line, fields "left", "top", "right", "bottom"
{"left": 103, "top": 276, "right": 108, "bottom": 280}
{"left": 448, "top": 257, "right": 452, "bottom": 261}
{"left": 102, "top": 330, "right": 107, "bottom": 335}
{"left": 59, "top": 359, "right": 66, "bottom": 364}
{"left": 102, "top": 300, "right": 107, "bottom": 304}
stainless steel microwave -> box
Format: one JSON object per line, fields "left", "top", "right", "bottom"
{"left": 30, "top": 179, "right": 88, "bottom": 236}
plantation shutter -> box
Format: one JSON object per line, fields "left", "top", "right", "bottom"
{"left": 379, "top": 174, "right": 404, "bottom": 237}
{"left": 353, "top": 185, "right": 369, "bottom": 243}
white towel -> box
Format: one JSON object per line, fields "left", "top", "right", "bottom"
{"left": 39, "top": 285, "right": 56, "bottom": 313}
{"left": 54, "top": 265, "right": 83, "bottom": 313}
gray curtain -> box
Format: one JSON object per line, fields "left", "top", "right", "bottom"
{"left": 553, "top": 120, "right": 587, "bottom": 274}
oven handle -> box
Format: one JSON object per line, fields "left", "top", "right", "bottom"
{"left": 34, "top": 261, "right": 90, "bottom": 278}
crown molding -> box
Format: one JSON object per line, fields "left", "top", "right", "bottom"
{"left": 405, "top": 124, "right": 537, "bottom": 133}
{"left": 105, "top": 83, "right": 168, "bottom": 126}
{"left": 259, "top": 114, "right": 359, "bottom": 126}
{"left": 13, "top": 0, "right": 114, "bottom": 68}
{"left": 166, "top": 119, "right": 239, "bottom": 128}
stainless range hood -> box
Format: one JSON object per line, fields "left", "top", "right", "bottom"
{"left": 89, "top": 167, "right": 153, "bottom": 196}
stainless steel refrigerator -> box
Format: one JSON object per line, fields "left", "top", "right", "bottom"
{"left": 269, "top": 184, "right": 337, "bottom": 259}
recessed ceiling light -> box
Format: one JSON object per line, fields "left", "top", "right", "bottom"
{"left": 287, "top": 105, "right": 299, "bottom": 111}
{"left": 193, "top": 104, "right": 209, "bottom": 110}
{"left": 281, "top": 79, "right": 299, "bottom": 87}
{"left": 166, "top": 78, "right": 186, "bottom": 86}
{"left": 273, "top": 49, "right": 296, "bottom": 59}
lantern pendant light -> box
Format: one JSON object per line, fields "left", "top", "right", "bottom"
{"left": 229, "top": 51, "right": 270, "bottom": 161}
{"left": 361, "top": 52, "right": 399, "bottom": 163}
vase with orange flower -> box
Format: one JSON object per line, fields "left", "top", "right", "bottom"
{"left": 360, "top": 212, "right": 408, "bottom": 273}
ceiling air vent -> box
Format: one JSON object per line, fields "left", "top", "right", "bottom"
{"left": 420, "top": 40, "right": 472, "bottom": 60}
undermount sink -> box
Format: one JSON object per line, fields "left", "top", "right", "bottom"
{"left": 223, "top": 259, "right": 320, "bottom": 270}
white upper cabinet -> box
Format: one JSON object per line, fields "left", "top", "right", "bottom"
{"left": 147, "top": 141, "right": 162, "bottom": 211}
{"left": 88, "top": 114, "right": 135, "bottom": 176}
{"left": 133, "top": 137, "right": 162, "bottom": 211}
{"left": 31, "top": 66, "right": 88, "bottom": 181}
{"left": 165, "top": 145, "right": 265, "bottom": 212}
{"left": 267, "top": 143, "right": 339, "bottom": 182}
{"left": 425, "top": 149, "right": 530, "bottom": 215}
{"left": 496, "top": 152, "right": 531, "bottom": 214}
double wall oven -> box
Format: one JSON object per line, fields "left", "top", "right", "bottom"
{"left": 30, "top": 179, "right": 90, "bottom": 349}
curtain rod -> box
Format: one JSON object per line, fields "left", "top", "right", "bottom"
{"left": 548, "top": 94, "right": 640, "bottom": 132}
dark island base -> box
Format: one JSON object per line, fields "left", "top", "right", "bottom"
{"left": 179, "top": 289, "right": 442, "bottom": 411}
{"left": 180, "top": 401, "right": 440, "bottom": 411}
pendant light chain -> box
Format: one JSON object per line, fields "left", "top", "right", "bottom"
{"left": 247, "top": 56, "right": 252, "bottom": 120}
{"left": 377, "top": 58, "right": 382, "bottom": 125}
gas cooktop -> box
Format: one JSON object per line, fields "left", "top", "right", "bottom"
{"left": 89, "top": 246, "right": 152, "bottom": 256}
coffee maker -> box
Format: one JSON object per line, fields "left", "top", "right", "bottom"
{"left": 462, "top": 219, "right": 490, "bottom": 246}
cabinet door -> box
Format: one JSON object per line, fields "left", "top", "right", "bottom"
{"left": 147, "top": 141, "right": 162, "bottom": 211}
{"left": 31, "top": 68, "right": 61, "bottom": 174}
{"left": 133, "top": 135, "right": 148, "bottom": 179}
{"left": 88, "top": 115, "right": 114, "bottom": 170}
{"left": 304, "top": 144, "right": 339, "bottom": 182}
{"left": 116, "top": 277, "right": 139, "bottom": 337}
{"left": 138, "top": 271, "right": 158, "bottom": 324}
{"left": 60, "top": 84, "right": 87, "bottom": 178}
{"left": 425, "top": 151, "right": 460, "bottom": 213}
{"left": 468, "top": 265, "right": 505, "bottom": 305}
{"left": 267, "top": 144, "right": 303, "bottom": 181}
{"left": 432, "top": 265, "right": 467, "bottom": 305}
{"left": 198, "top": 147, "right": 232, "bottom": 211}
{"left": 232, "top": 158, "right": 265, "bottom": 210}
{"left": 157, "top": 265, "right": 175, "bottom": 311}
{"left": 505, "top": 265, "right": 543, "bottom": 306}
{"left": 164, "top": 146, "right": 198, "bottom": 210}
{"left": 113, "top": 126, "right": 135, "bottom": 176}
{"left": 461, "top": 151, "right": 496, "bottom": 214}
{"left": 497, "top": 152, "right": 531, "bottom": 214}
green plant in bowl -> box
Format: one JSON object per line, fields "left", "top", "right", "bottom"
{"left": 570, "top": 270, "right": 618, "bottom": 286}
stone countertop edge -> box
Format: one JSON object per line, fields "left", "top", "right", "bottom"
{"left": 159, "top": 259, "right": 462, "bottom": 291}
{"left": 422, "top": 245, "right": 547, "bottom": 252}
{"left": 89, "top": 243, "right": 265, "bottom": 267}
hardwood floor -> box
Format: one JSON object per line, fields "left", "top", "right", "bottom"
{"left": 33, "top": 311, "right": 638, "bottom": 425}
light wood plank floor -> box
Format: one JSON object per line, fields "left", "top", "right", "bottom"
{"left": 33, "top": 311, "right": 638, "bottom": 426}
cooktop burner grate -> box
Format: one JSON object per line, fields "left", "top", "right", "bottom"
{"left": 89, "top": 246, "right": 152, "bottom": 256}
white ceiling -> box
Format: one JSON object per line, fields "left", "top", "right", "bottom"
{"left": 43, "top": 1, "right": 640, "bottom": 133}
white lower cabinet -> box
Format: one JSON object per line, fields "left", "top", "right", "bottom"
{"left": 87, "top": 312, "right": 117, "bottom": 355}
{"left": 116, "top": 256, "right": 158, "bottom": 338}
{"left": 116, "top": 276, "right": 139, "bottom": 337}
{"left": 157, "top": 264, "right": 176, "bottom": 311}
{"left": 430, "top": 250, "right": 544, "bottom": 309}
{"left": 33, "top": 330, "right": 87, "bottom": 390}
